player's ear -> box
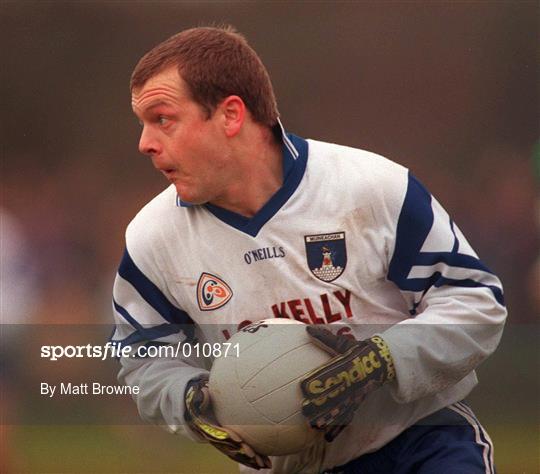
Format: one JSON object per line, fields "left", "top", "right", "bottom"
{"left": 220, "top": 95, "right": 245, "bottom": 138}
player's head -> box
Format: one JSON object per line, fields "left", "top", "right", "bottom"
{"left": 131, "top": 25, "right": 279, "bottom": 128}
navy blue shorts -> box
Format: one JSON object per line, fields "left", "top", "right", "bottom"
{"left": 326, "top": 402, "right": 495, "bottom": 474}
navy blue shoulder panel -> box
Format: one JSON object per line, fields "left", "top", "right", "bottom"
{"left": 387, "top": 173, "right": 434, "bottom": 286}
{"left": 388, "top": 172, "right": 504, "bottom": 310}
{"left": 117, "top": 248, "right": 194, "bottom": 325}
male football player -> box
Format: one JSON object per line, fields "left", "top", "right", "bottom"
{"left": 112, "top": 26, "right": 506, "bottom": 473}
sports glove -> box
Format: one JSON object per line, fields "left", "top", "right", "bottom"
{"left": 300, "top": 326, "right": 395, "bottom": 441}
{"left": 184, "top": 376, "right": 271, "bottom": 470}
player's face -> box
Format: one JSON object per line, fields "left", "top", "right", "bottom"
{"left": 131, "top": 67, "right": 233, "bottom": 204}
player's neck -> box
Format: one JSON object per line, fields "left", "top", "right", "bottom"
{"left": 210, "top": 127, "right": 283, "bottom": 218}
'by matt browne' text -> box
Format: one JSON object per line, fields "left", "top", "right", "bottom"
{"left": 40, "top": 382, "right": 139, "bottom": 397}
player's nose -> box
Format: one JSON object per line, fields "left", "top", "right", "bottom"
{"left": 138, "top": 127, "right": 161, "bottom": 157}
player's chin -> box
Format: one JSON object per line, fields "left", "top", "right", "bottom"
{"left": 174, "top": 184, "right": 207, "bottom": 206}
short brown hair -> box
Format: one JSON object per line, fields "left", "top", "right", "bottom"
{"left": 131, "top": 26, "right": 279, "bottom": 127}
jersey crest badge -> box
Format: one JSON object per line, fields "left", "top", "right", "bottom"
{"left": 305, "top": 232, "right": 347, "bottom": 282}
{"left": 196, "top": 273, "right": 233, "bottom": 311}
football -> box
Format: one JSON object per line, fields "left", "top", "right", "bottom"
{"left": 208, "top": 319, "right": 331, "bottom": 456}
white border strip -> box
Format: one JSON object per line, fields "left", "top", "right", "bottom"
{"left": 277, "top": 118, "right": 299, "bottom": 159}
{"left": 448, "top": 403, "right": 494, "bottom": 474}
{"left": 455, "top": 402, "right": 495, "bottom": 472}
{"left": 407, "top": 264, "right": 501, "bottom": 288}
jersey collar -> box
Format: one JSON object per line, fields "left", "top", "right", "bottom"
{"left": 176, "top": 118, "right": 308, "bottom": 237}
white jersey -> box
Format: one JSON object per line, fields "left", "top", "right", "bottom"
{"left": 111, "top": 126, "right": 506, "bottom": 473}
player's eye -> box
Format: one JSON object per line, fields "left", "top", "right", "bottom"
{"left": 157, "top": 115, "right": 168, "bottom": 126}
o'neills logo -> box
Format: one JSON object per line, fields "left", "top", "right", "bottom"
{"left": 196, "top": 273, "right": 233, "bottom": 311}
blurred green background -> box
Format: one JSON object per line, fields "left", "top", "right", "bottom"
{"left": 1, "top": 1, "right": 538, "bottom": 473}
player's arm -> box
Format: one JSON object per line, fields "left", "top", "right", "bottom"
{"left": 112, "top": 239, "right": 270, "bottom": 469}
{"left": 111, "top": 245, "right": 208, "bottom": 440}
{"left": 300, "top": 168, "right": 506, "bottom": 437}
{"left": 381, "top": 172, "right": 506, "bottom": 403}
{"left": 113, "top": 316, "right": 270, "bottom": 468}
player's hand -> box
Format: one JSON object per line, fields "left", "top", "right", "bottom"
{"left": 184, "top": 376, "right": 271, "bottom": 470}
{"left": 300, "top": 326, "right": 396, "bottom": 441}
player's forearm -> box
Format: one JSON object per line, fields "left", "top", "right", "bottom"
{"left": 382, "top": 290, "right": 506, "bottom": 403}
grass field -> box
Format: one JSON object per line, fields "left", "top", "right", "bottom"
{"left": 8, "top": 421, "right": 539, "bottom": 473}
{"left": 10, "top": 425, "right": 237, "bottom": 473}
